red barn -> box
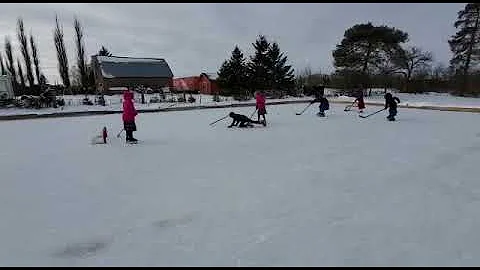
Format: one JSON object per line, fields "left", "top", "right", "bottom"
{"left": 173, "top": 73, "right": 220, "bottom": 95}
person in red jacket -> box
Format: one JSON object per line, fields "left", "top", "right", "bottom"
{"left": 122, "top": 89, "right": 138, "bottom": 143}
{"left": 255, "top": 90, "right": 267, "bottom": 125}
{"left": 355, "top": 87, "right": 366, "bottom": 113}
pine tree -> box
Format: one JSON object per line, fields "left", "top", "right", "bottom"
{"left": 98, "top": 46, "right": 112, "bottom": 56}
{"left": 217, "top": 45, "right": 248, "bottom": 97}
{"left": 247, "top": 35, "right": 272, "bottom": 92}
{"left": 54, "top": 15, "right": 70, "bottom": 88}
{"left": 448, "top": 3, "right": 480, "bottom": 94}
{"left": 30, "top": 34, "right": 41, "bottom": 85}
{"left": 17, "top": 17, "right": 35, "bottom": 88}
{"left": 333, "top": 22, "right": 408, "bottom": 89}
{"left": 267, "top": 42, "right": 295, "bottom": 95}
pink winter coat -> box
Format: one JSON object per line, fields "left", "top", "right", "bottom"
{"left": 122, "top": 91, "right": 137, "bottom": 122}
{"left": 255, "top": 92, "right": 266, "bottom": 109}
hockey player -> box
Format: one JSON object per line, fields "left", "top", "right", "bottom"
{"left": 354, "top": 87, "right": 366, "bottom": 113}
{"left": 384, "top": 92, "right": 401, "bottom": 121}
{"left": 310, "top": 92, "right": 330, "bottom": 117}
{"left": 122, "top": 89, "right": 138, "bottom": 142}
{"left": 228, "top": 112, "right": 266, "bottom": 128}
{"left": 255, "top": 90, "right": 267, "bottom": 124}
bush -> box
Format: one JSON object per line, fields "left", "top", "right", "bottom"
{"left": 233, "top": 95, "right": 250, "bottom": 101}
{"left": 177, "top": 97, "right": 186, "bottom": 103}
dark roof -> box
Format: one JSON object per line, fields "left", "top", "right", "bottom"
{"left": 95, "top": 55, "right": 174, "bottom": 79}
{"left": 201, "top": 72, "right": 218, "bottom": 80}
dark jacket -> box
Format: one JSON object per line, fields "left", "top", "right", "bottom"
{"left": 311, "top": 97, "right": 329, "bottom": 110}
{"left": 229, "top": 112, "right": 251, "bottom": 122}
{"left": 385, "top": 93, "right": 400, "bottom": 110}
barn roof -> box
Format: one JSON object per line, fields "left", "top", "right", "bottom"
{"left": 202, "top": 72, "right": 218, "bottom": 80}
{"left": 95, "top": 55, "right": 174, "bottom": 79}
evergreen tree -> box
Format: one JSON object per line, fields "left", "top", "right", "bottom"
{"left": 448, "top": 3, "right": 480, "bottom": 94}
{"left": 247, "top": 35, "right": 272, "bottom": 92}
{"left": 98, "top": 46, "right": 112, "bottom": 56}
{"left": 217, "top": 45, "right": 248, "bottom": 97}
{"left": 267, "top": 42, "right": 295, "bottom": 95}
{"left": 333, "top": 22, "right": 408, "bottom": 89}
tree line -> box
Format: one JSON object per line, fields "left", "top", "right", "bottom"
{"left": 0, "top": 15, "right": 113, "bottom": 96}
{"left": 217, "top": 35, "right": 295, "bottom": 99}
{"left": 1, "top": 3, "right": 478, "bottom": 98}
{"left": 219, "top": 3, "right": 480, "bottom": 97}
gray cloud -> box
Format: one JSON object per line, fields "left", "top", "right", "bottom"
{"left": 0, "top": 3, "right": 465, "bottom": 84}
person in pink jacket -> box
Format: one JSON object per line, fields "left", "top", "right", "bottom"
{"left": 255, "top": 90, "right": 267, "bottom": 125}
{"left": 122, "top": 89, "right": 138, "bottom": 143}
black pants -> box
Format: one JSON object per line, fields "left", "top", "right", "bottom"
{"left": 387, "top": 107, "right": 397, "bottom": 120}
{"left": 124, "top": 121, "right": 137, "bottom": 141}
{"left": 239, "top": 120, "right": 261, "bottom": 127}
{"left": 126, "top": 130, "right": 133, "bottom": 140}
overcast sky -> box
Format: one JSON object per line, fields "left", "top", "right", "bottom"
{"left": 0, "top": 3, "right": 465, "bottom": 84}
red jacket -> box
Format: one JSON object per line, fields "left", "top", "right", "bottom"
{"left": 357, "top": 97, "right": 365, "bottom": 109}
{"left": 122, "top": 91, "right": 137, "bottom": 122}
{"left": 255, "top": 92, "right": 266, "bottom": 109}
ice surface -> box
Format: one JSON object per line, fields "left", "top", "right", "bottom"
{"left": 1, "top": 103, "right": 480, "bottom": 266}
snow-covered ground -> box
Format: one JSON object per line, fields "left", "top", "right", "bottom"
{"left": 1, "top": 103, "right": 480, "bottom": 266}
{"left": 337, "top": 91, "right": 480, "bottom": 108}
{"left": 2, "top": 89, "right": 480, "bottom": 117}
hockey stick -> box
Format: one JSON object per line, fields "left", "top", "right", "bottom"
{"left": 159, "top": 103, "right": 177, "bottom": 110}
{"left": 249, "top": 108, "right": 257, "bottom": 118}
{"left": 359, "top": 108, "right": 386, "bottom": 118}
{"left": 296, "top": 102, "right": 313, "bottom": 115}
{"left": 116, "top": 128, "right": 124, "bottom": 138}
{"left": 209, "top": 115, "right": 229, "bottom": 126}
{"left": 344, "top": 101, "right": 356, "bottom": 111}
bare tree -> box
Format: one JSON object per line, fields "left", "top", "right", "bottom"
{"left": 17, "top": 17, "right": 35, "bottom": 88}
{"left": 74, "top": 16, "right": 88, "bottom": 93}
{"left": 392, "top": 46, "right": 433, "bottom": 92}
{"left": 53, "top": 15, "right": 70, "bottom": 88}
{"left": 30, "top": 33, "right": 41, "bottom": 85}
{"left": 0, "top": 52, "right": 5, "bottom": 75}
{"left": 4, "top": 37, "right": 18, "bottom": 87}
{"left": 17, "top": 58, "right": 26, "bottom": 90}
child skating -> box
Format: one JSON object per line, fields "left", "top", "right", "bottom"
{"left": 122, "top": 89, "right": 139, "bottom": 143}
{"left": 384, "top": 92, "right": 401, "bottom": 121}
{"left": 255, "top": 90, "right": 267, "bottom": 125}
{"left": 310, "top": 92, "right": 330, "bottom": 117}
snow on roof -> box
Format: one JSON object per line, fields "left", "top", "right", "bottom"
{"left": 202, "top": 72, "right": 218, "bottom": 80}
{"left": 97, "top": 55, "right": 166, "bottom": 64}
{"left": 95, "top": 55, "right": 174, "bottom": 78}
